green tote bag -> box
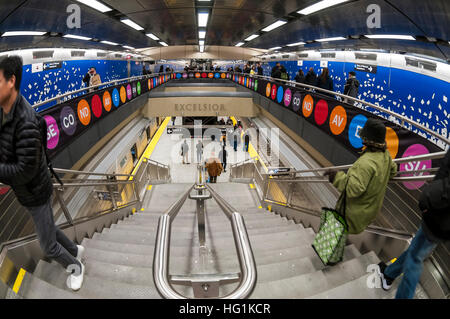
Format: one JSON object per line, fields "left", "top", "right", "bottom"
{"left": 312, "top": 185, "right": 349, "bottom": 266}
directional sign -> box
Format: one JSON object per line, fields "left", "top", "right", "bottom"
{"left": 354, "top": 64, "right": 377, "bottom": 74}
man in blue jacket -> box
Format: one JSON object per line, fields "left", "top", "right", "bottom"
{"left": 0, "top": 56, "right": 85, "bottom": 291}
{"left": 377, "top": 148, "right": 450, "bottom": 298}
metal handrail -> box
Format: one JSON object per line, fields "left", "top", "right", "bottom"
{"left": 268, "top": 151, "right": 447, "bottom": 177}
{"left": 32, "top": 72, "right": 169, "bottom": 109}
{"left": 232, "top": 72, "right": 450, "bottom": 146}
{"left": 153, "top": 182, "right": 257, "bottom": 299}
{"left": 53, "top": 168, "right": 133, "bottom": 177}
{"left": 205, "top": 184, "right": 257, "bottom": 299}
{"left": 153, "top": 184, "right": 195, "bottom": 299}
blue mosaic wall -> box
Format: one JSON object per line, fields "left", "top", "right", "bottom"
{"left": 21, "top": 59, "right": 145, "bottom": 109}
{"left": 264, "top": 61, "right": 450, "bottom": 141}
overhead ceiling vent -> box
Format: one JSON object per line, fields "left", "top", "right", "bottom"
{"left": 270, "top": 56, "right": 277, "bottom": 59}
{"left": 115, "top": 54, "right": 123, "bottom": 58}
{"left": 32, "top": 50, "right": 54, "bottom": 60}
{"left": 262, "top": 57, "right": 266, "bottom": 61}
{"left": 298, "top": 53, "right": 308, "bottom": 58}
{"left": 282, "top": 54, "right": 290, "bottom": 59}
{"left": 355, "top": 52, "right": 377, "bottom": 61}
{"left": 97, "top": 51, "right": 107, "bottom": 57}
{"left": 71, "top": 50, "right": 85, "bottom": 57}
{"left": 321, "top": 52, "right": 336, "bottom": 59}
{"left": 405, "top": 57, "right": 437, "bottom": 72}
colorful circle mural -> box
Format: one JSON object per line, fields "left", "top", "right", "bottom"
{"left": 348, "top": 114, "right": 368, "bottom": 149}
{"left": 103, "top": 91, "right": 112, "bottom": 112}
{"left": 292, "top": 91, "right": 302, "bottom": 112}
{"left": 271, "top": 84, "right": 277, "bottom": 100}
{"left": 44, "top": 115, "right": 59, "bottom": 150}
{"left": 314, "top": 100, "right": 329, "bottom": 126}
{"left": 112, "top": 88, "right": 120, "bottom": 107}
{"left": 329, "top": 106, "right": 347, "bottom": 135}
{"left": 77, "top": 99, "right": 91, "bottom": 126}
{"left": 400, "top": 144, "right": 431, "bottom": 190}
{"left": 126, "top": 84, "right": 132, "bottom": 100}
{"left": 91, "top": 95, "right": 102, "bottom": 118}
{"left": 302, "top": 94, "right": 314, "bottom": 118}
{"left": 120, "top": 86, "right": 126, "bottom": 103}
{"left": 60, "top": 106, "right": 77, "bottom": 136}
{"left": 386, "top": 127, "right": 399, "bottom": 159}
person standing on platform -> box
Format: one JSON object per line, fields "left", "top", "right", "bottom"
{"left": 295, "top": 69, "right": 305, "bottom": 83}
{"left": 315, "top": 67, "right": 334, "bottom": 96}
{"left": 304, "top": 67, "right": 317, "bottom": 87}
{"left": 0, "top": 56, "right": 85, "bottom": 291}
{"left": 88, "top": 67, "right": 101, "bottom": 91}
{"left": 324, "top": 119, "right": 397, "bottom": 235}
{"left": 219, "top": 146, "right": 228, "bottom": 173}
{"left": 181, "top": 139, "right": 189, "bottom": 164}
{"left": 196, "top": 140, "right": 203, "bottom": 163}
{"left": 205, "top": 152, "right": 223, "bottom": 183}
{"left": 376, "top": 148, "right": 450, "bottom": 299}
{"left": 244, "top": 132, "right": 250, "bottom": 152}
{"left": 344, "top": 71, "right": 360, "bottom": 103}
{"left": 257, "top": 62, "right": 264, "bottom": 76}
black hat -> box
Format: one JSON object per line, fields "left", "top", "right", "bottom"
{"left": 360, "top": 118, "right": 386, "bottom": 146}
{"left": 349, "top": 71, "right": 356, "bottom": 76}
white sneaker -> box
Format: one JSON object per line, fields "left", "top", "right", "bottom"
{"left": 76, "top": 245, "right": 85, "bottom": 261}
{"left": 66, "top": 262, "right": 85, "bottom": 291}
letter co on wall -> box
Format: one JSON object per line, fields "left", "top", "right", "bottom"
{"left": 39, "top": 75, "right": 167, "bottom": 157}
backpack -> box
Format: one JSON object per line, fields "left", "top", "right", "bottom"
{"left": 36, "top": 113, "right": 63, "bottom": 186}
{"left": 281, "top": 72, "right": 288, "bottom": 80}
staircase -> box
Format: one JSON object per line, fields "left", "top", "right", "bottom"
{"left": 10, "top": 183, "right": 428, "bottom": 299}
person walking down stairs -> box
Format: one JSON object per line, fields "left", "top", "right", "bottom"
{"left": 205, "top": 152, "right": 223, "bottom": 183}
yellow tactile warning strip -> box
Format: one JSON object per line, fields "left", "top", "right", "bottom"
{"left": 391, "top": 258, "right": 397, "bottom": 263}
{"left": 249, "top": 184, "right": 255, "bottom": 189}
{"left": 147, "top": 185, "right": 153, "bottom": 191}
{"left": 129, "top": 117, "right": 171, "bottom": 180}
{"left": 131, "top": 208, "right": 136, "bottom": 214}
{"left": 12, "top": 268, "right": 26, "bottom": 294}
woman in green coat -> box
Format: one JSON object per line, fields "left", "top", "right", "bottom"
{"left": 325, "top": 119, "right": 397, "bottom": 234}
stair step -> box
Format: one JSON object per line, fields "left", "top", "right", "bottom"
{"left": 33, "top": 260, "right": 161, "bottom": 299}
{"left": 18, "top": 270, "right": 82, "bottom": 299}
{"left": 245, "top": 251, "right": 380, "bottom": 299}
{"left": 94, "top": 228, "right": 315, "bottom": 249}
{"left": 110, "top": 223, "right": 303, "bottom": 237}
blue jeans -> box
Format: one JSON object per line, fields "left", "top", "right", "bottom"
{"left": 384, "top": 225, "right": 437, "bottom": 299}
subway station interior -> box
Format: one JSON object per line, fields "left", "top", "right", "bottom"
{"left": 0, "top": 0, "right": 449, "bottom": 300}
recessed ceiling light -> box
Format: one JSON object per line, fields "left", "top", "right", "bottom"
{"left": 146, "top": 33, "right": 160, "bottom": 41}
{"left": 287, "top": 41, "right": 306, "bottom": 47}
{"left": 200, "top": 45, "right": 204, "bottom": 53}
{"left": 76, "top": 0, "right": 112, "bottom": 13}
{"left": 262, "top": 20, "right": 287, "bottom": 32}
{"left": 365, "top": 34, "right": 416, "bottom": 40}
{"left": 120, "top": 19, "right": 144, "bottom": 31}
{"left": 63, "top": 34, "right": 92, "bottom": 41}
{"left": 297, "top": 0, "right": 350, "bottom": 15}
{"left": 159, "top": 42, "right": 168, "bottom": 46}
{"left": 100, "top": 40, "right": 119, "bottom": 45}
{"left": 198, "top": 12, "right": 209, "bottom": 27}
{"left": 235, "top": 42, "right": 245, "bottom": 47}
{"left": 199, "top": 31, "right": 206, "bottom": 39}
{"left": 199, "top": 40, "right": 205, "bottom": 45}
{"left": 315, "top": 36, "right": 347, "bottom": 42}
{"left": 245, "top": 34, "right": 259, "bottom": 41}
{"left": 269, "top": 47, "right": 282, "bottom": 50}
{"left": 2, "top": 31, "right": 47, "bottom": 36}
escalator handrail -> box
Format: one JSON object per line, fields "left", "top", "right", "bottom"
{"left": 232, "top": 72, "right": 450, "bottom": 146}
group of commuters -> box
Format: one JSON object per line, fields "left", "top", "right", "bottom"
{"left": 323, "top": 118, "right": 449, "bottom": 299}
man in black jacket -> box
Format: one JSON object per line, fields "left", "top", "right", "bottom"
{"left": 377, "top": 149, "right": 450, "bottom": 298}
{"left": 0, "top": 56, "right": 85, "bottom": 291}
